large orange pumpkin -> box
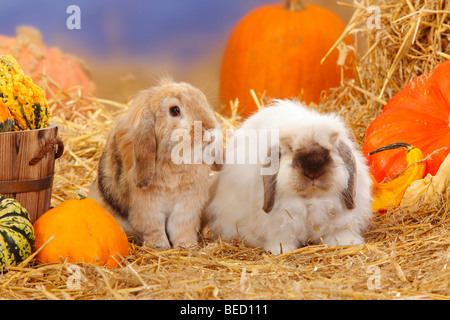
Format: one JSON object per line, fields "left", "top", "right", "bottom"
{"left": 0, "top": 26, "right": 93, "bottom": 99}
{"left": 33, "top": 198, "right": 129, "bottom": 267}
{"left": 362, "top": 60, "right": 450, "bottom": 183}
{"left": 219, "top": 0, "right": 354, "bottom": 118}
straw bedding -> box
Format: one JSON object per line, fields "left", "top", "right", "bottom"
{"left": 1, "top": 0, "right": 450, "bottom": 300}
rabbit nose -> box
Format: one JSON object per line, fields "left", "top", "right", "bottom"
{"left": 293, "top": 146, "right": 331, "bottom": 180}
{"left": 303, "top": 168, "right": 325, "bottom": 180}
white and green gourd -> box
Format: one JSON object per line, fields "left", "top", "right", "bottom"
{"left": 0, "top": 194, "right": 35, "bottom": 270}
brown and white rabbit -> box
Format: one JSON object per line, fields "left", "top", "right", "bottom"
{"left": 89, "top": 78, "right": 220, "bottom": 249}
{"left": 203, "top": 99, "right": 373, "bottom": 254}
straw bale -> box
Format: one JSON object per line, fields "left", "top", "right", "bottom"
{"left": 1, "top": 0, "right": 450, "bottom": 300}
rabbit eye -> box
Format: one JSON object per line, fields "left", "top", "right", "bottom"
{"left": 169, "top": 106, "right": 181, "bottom": 117}
{"left": 289, "top": 147, "right": 294, "bottom": 154}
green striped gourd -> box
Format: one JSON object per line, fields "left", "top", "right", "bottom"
{"left": 0, "top": 194, "right": 35, "bottom": 269}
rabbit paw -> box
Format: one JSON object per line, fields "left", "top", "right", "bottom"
{"left": 143, "top": 233, "right": 171, "bottom": 250}
{"left": 323, "top": 228, "right": 364, "bottom": 247}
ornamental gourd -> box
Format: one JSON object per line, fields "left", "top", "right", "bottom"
{"left": 33, "top": 198, "right": 129, "bottom": 267}
{"left": 0, "top": 194, "right": 35, "bottom": 268}
{"left": 0, "top": 54, "right": 51, "bottom": 131}
{"left": 368, "top": 143, "right": 425, "bottom": 213}
{"left": 401, "top": 153, "right": 450, "bottom": 207}
{"left": 219, "top": 0, "right": 354, "bottom": 118}
{"left": 362, "top": 60, "right": 450, "bottom": 183}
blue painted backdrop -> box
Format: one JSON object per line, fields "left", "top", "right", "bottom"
{"left": 0, "top": 0, "right": 351, "bottom": 102}
{"left": 0, "top": 0, "right": 277, "bottom": 62}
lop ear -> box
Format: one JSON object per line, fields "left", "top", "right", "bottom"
{"left": 118, "top": 90, "right": 157, "bottom": 189}
{"left": 262, "top": 173, "right": 277, "bottom": 213}
{"left": 337, "top": 140, "right": 357, "bottom": 210}
{"left": 133, "top": 114, "right": 157, "bottom": 188}
{"left": 211, "top": 162, "right": 223, "bottom": 172}
{"left": 262, "top": 145, "right": 280, "bottom": 214}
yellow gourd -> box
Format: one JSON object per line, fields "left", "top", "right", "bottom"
{"left": 0, "top": 54, "right": 50, "bottom": 131}
{"left": 401, "top": 153, "right": 450, "bottom": 207}
{"left": 369, "top": 143, "right": 425, "bottom": 213}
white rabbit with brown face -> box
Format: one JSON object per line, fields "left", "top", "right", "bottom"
{"left": 203, "top": 99, "right": 373, "bottom": 255}
{"left": 88, "top": 78, "right": 220, "bottom": 249}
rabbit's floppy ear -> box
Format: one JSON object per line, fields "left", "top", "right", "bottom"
{"left": 262, "top": 173, "right": 277, "bottom": 213}
{"left": 261, "top": 144, "right": 280, "bottom": 214}
{"left": 133, "top": 113, "right": 157, "bottom": 188}
{"left": 337, "top": 140, "right": 357, "bottom": 210}
{"left": 124, "top": 90, "right": 157, "bottom": 189}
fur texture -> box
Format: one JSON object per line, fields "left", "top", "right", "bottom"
{"left": 203, "top": 100, "right": 373, "bottom": 254}
{"left": 89, "top": 78, "right": 219, "bottom": 249}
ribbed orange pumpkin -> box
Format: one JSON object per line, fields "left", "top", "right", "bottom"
{"left": 0, "top": 26, "right": 93, "bottom": 99}
{"left": 33, "top": 198, "right": 129, "bottom": 267}
{"left": 219, "top": 0, "right": 354, "bottom": 118}
{"left": 362, "top": 60, "right": 450, "bottom": 183}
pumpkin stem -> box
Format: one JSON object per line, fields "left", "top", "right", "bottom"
{"left": 368, "top": 142, "right": 413, "bottom": 156}
{"left": 285, "top": 0, "right": 305, "bottom": 11}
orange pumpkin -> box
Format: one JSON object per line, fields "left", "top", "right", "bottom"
{"left": 362, "top": 60, "right": 450, "bottom": 183}
{"left": 219, "top": 0, "right": 354, "bottom": 118}
{"left": 33, "top": 198, "right": 129, "bottom": 267}
{"left": 0, "top": 26, "right": 93, "bottom": 100}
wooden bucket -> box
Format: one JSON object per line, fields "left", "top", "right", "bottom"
{"left": 0, "top": 123, "right": 63, "bottom": 223}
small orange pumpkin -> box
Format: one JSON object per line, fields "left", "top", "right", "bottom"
{"left": 33, "top": 198, "right": 129, "bottom": 267}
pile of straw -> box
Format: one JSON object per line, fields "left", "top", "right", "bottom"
{"left": 320, "top": 0, "right": 450, "bottom": 144}
{"left": 1, "top": 0, "right": 449, "bottom": 300}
